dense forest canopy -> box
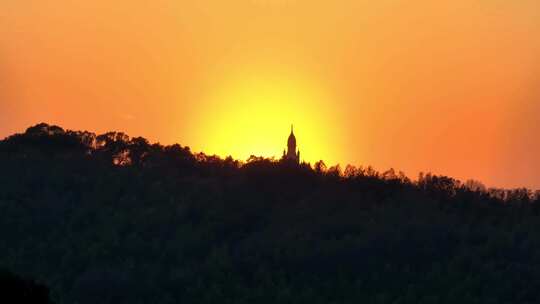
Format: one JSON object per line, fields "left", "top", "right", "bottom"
{"left": 2, "top": 123, "right": 540, "bottom": 304}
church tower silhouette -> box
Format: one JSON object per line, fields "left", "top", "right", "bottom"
{"left": 283, "top": 125, "right": 300, "bottom": 163}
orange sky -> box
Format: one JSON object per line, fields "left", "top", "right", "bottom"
{"left": 1, "top": 0, "right": 539, "bottom": 189}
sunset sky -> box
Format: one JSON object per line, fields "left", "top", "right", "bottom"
{"left": 1, "top": 0, "right": 539, "bottom": 189}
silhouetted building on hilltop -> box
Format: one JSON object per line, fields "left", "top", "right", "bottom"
{"left": 282, "top": 125, "right": 300, "bottom": 163}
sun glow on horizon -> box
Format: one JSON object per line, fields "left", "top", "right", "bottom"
{"left": 186, "top": 65, "right": 346, "bottom": 165}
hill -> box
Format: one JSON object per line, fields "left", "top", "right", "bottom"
{"left": 1, "top": 123, "right": 540, "bottom": 304}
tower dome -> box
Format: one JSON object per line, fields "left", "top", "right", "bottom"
{"left": 283, "top": 125, "right": 300, "bottom": 163}
{"left": 288, "top": 126, "right": 296, "bottom": 147}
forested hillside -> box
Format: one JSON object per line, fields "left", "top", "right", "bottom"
{"left": 1, "top": 123, "right": 540, "bottom": 304}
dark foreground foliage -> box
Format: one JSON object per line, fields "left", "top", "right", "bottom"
{"left": 0, "top": 269, "right": 53, "bottom": 303}
{"left": 1, "top": 123, "right": 540, "bottom": 304}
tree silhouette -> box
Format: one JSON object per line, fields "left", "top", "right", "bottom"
{"left": 1, "top": 123, "right": 540, "bottom": 304}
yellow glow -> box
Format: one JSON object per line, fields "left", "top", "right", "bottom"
{"left": 189, "top": 64, "right": 345, "bottom": 164}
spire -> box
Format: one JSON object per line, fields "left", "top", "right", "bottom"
{"left": 285, "top": 124, "right": 299, "bottom": 163}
